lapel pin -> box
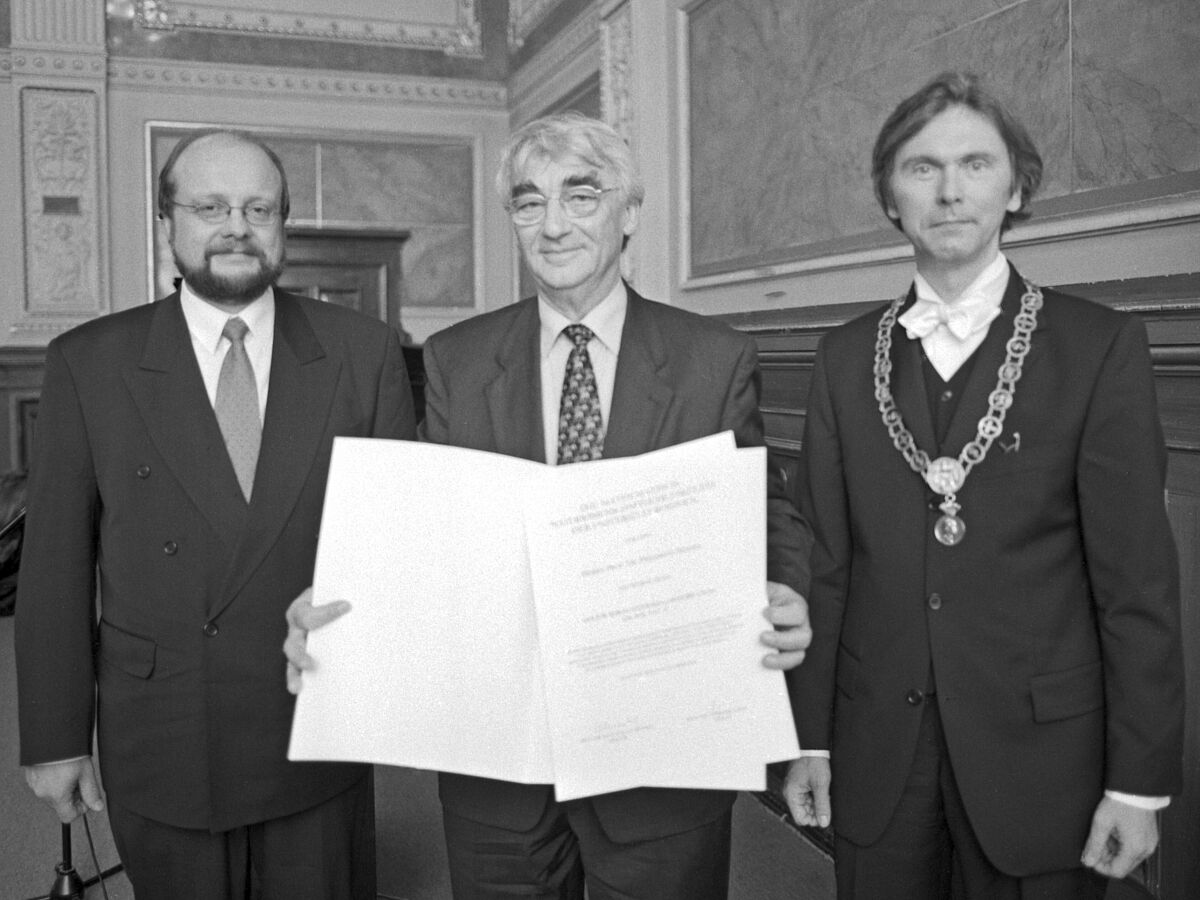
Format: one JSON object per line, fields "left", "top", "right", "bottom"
{"left": 1000, "top": 432, "right": 1021, "bottom": 454}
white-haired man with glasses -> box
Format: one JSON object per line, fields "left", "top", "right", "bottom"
{"left": 16, "top": 128, "right": 416, "bottom": 898}
{"left": 287, "top": 111, "right": 814, "bottom": 899}
{"left": 428, "top": 108, "right": 815, "bottom": 900}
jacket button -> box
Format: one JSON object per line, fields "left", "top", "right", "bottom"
{"left": 136, "top": 464, "right": 151, "bottom": 479}
{"left": 203, "top": 622, "right": 219, "bottom": 637}
{"left": 163, "top": 541, "right": 178, "bottom": 555}
{"left": 928, "top": 593, "right": 942, "bottom": 610}
{"left": 906, "top": 689, "right": 925, "bottom": 706}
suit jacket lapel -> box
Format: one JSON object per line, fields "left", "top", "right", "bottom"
{"left": 124, "top": 294, "right": 247, "bottom": 549}
{"left": 603, "top": 288, "right": 674, "bottom": 459}
{"left": 486, "top": 298, "right": 545, "bottom": 463}
{"left": 212, "top": 294, "right": 338, "bottom": 617}
{"left": 891, "top": 287, "right": 938, "bottom": 458}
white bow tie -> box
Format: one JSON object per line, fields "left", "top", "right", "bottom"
{"left": 898, "top": 296, "right": 1002, "bottom": 342}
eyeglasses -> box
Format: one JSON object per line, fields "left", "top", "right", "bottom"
{"left": 171, "top": 201, "right": 280, "bottom": 226}
{"left": 507, "top": 186, "right": 617, "bottom": 226}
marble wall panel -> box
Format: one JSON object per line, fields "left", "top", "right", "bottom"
{"left": 1073, "top": 0, "right": 1200, "bottom": 189}
{"left": 268, "top": 138, "right": 317, "bottom": 221}
{"left": 320, "top": 140, "right": 473, "bottom": 226}
{"left": 403, "top": 226, "right": 473, "bottom": 308}
{"left": 688, "top": 0, "right": 1197, "bottom": 278}
{"left": 687, "top": 0, "right": 1005, "bottom": 162}
{"left": 690, "top": 0, "right": 1071, "bottom": 274}
{"left": 830, "top": 0, "right": 1073, "bottom": 199}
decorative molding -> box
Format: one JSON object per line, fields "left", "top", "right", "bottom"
{"left": 134, "top": 0, "right": 484, "bottom": 57}
{"left": 8, "top": 318, "right": 96, "bottom": 336}
{"left": 508, "top": 0, "right": 565, "bottom": 49}
{"left": 108, "top": 57, "right": 507, "bottom": 107}
{"left": 509, "top": 4, "right": 600, "bottom": 124}
{"left": 20, "top": 87, "right": 106, "bottom": 320}
{"left": 1, "top": 51, "right": 12, "bottom": 80}
{"left": 11, "top": 0, "right": 105, "bottom": 50}
{"left": 7, "top": 49, "right": 108, "bottom": 81}
{"left": 600, "top": 1, "right": 633, "bottom": 146}
{"left": 600, "top": 1, "right": 634, "bottom": 284}
{"left": 682, "top": 188, "right": 1200, "bottom": 291}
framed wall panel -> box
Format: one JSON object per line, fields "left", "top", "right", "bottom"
{"left": 681, "top": 0, "right": 1200, "bottom": 288}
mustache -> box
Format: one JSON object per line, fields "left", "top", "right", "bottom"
{"left": 205, "top": 240, "right": 266, "bottom": 259}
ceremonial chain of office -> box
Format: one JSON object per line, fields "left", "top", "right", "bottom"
{"left": 873, "top": 280, "right": 1043, "bottom": 546}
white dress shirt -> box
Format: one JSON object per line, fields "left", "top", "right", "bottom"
{"left": 900, "top": 252, "right": 1009, "bottom": 381}
{"left": 180, "top": 283, "right": 275, "bottom": 418}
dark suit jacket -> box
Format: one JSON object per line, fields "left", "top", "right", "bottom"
{"left": 788, "top": 265, "right": 1183, "bottom": 875}
{"left": 16, "top": 290, "right": 416, "bottom": 831}
{"left": 422, "top": 285, "right": 811, "bottom": 843}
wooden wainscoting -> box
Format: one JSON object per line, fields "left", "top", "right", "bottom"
{"left": 721, "top": 272, "right": 1200, "bottom": 900}
{"left": 0, "top": 347, "right": 49, "bottom": 475}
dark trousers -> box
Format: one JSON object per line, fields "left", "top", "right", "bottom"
{"left": 442, "top": 798, "right": 732, "bottom": 900}
{"left": 835, "top": 702, "right": 1108, "bottom": 900}
{"left": 107, "top": 772, "right": 376, "bottom": 900}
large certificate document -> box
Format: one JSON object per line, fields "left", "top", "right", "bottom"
{"left": 288, "top": 439, "right": 554, "bottom": 783}
{"left": 288, "top": 433, "right": 799, "bottom": 798}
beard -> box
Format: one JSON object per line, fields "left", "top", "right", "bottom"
{"left": 174, "top": 241, "right": 286, "bottom": 305}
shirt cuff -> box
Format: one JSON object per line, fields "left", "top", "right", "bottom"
{"left": 798, "top": 749, "right": 830, "bottom": 759}
{"left": 1105, "top": 790, "right": 1170, "bottom": 811}
{"left": 32, "top": 755, "right": 90, "bottom": 766}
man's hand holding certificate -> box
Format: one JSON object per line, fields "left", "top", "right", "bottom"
{"left": 288, "top": 432, "right": 800, "bottom": 799}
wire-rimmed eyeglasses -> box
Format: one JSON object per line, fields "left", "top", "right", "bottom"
{"left": 171, "top": 201, "right": 280, "bottom": 226}
{"left": 506, "top": 186, "right": 617, "bottom": 226}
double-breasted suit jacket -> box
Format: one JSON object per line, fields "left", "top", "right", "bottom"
{"left": 16, "top": 290, "right": 417, "bottom": 831}
{"left": 422, "top": 285, "right": 811, "bottom": 843}
{"left": 789, "top": 264, "right": 1183, "bottom": 875}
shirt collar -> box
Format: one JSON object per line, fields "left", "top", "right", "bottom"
{"left": 539, "top": 280, "right": 627, "bottom": 359}
{"left": 180, "top": 282, "right": 275, "bottom": 354}
{"left": 913, "top": 252, "right": 1009, "bottom": 309}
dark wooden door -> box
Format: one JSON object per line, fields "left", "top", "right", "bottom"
{"left": 277, "top": 231, "right": 425, "bottom": 422}
{"left": 278, "top": 232, "right": 407, "bottom": 331}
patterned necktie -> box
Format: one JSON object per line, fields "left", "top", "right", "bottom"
{"left": 556, "top": 324, "right": 604, "bottom": 465}
{"left": 215, "top": 317, "right": 261, "bottom": 500}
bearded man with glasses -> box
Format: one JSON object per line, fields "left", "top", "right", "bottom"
{"left": 16, "top": 128, "right": 416, "bottom": 899}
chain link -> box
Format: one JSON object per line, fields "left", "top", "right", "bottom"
{"left": 873, "top": 281, "right": 1043, "bottom": 490}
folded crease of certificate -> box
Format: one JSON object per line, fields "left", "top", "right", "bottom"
{"left": 288, "top": 431, "right": 799, "bottom": 800}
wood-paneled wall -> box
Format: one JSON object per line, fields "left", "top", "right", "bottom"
{"left": 0, "top": 347, "right": 48, "bottom": 475}
{"left": 723, "top": 272, "right": 1200, "bottom": 900}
